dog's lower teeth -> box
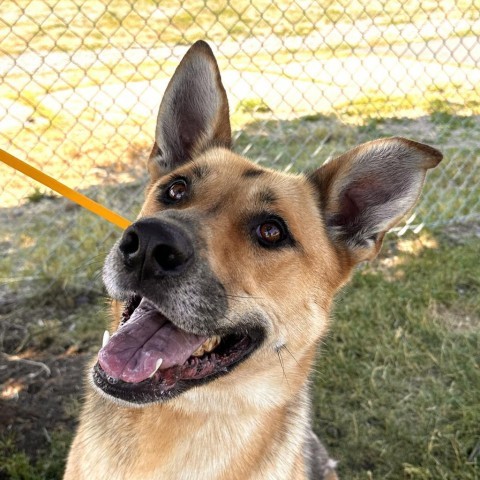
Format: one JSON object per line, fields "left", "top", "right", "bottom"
{"left": 192, "top": 335, "right": 221, "bottom": 357}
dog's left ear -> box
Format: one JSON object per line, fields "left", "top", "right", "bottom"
{"left": 310, "top": 137, "right": 442, "bottom": 263}
{"left": 148, "top": 40, "right": 231, "bottom": 180}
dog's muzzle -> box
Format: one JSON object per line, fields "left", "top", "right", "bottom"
{"left": 96, "top": 215, "right": 266, "bottom": 404}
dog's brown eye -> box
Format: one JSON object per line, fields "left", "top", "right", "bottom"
{"left": 167, "top": 180, "right": 188, "bottom": 202}
{"left": 256, "top": 221, "right": 284, "bottom": 246}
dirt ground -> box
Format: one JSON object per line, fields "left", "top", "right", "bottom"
{"left": 0, "top": 353, "right": 88, "bottom": 459}
{"left": 0, "top": 291, "right": 103, "bottom": 474}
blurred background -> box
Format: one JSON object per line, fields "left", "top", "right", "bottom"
{"left": 0, "top": 2, "right": 479, "bottom": 479}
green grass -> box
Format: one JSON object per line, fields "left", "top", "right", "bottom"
{"left": 0, "top": 181, "right": 142, "bottom": 297}
{"left": 335, "top": 85, "right": 480, "bottom": 120}
{"left": 236, "top": 97, "right": 272, "bottom": 114}
{"left": 313, "top": 231, "right": 480, "bottom": 478}
{"left": 26, "top": 188, "right": 55, "bottom": 204}
{"left": 0, "top": 431, "right": 71, "bottom": 480}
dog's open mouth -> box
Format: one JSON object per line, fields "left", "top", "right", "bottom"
{"left": 93, "top": 296, "right": 262, "bottom": 404}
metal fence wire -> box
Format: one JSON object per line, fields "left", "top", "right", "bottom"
{"left": 0, "top": 1, "right": 479, "bottom": 301}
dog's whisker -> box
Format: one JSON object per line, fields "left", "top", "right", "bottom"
{"left": 283, "top": 345, "right": 300, "bottom": 367}
{"left": 276, "top": 348, "right": 290, "bottom": 390}
{"left": 224, "top": 292, "right": 265, "bottom": 300}
{"left": 73, "top": 252, "right": 108, "bottom": 271}
{"left": 71, "top": 261, "right": 104, "bottom": 275}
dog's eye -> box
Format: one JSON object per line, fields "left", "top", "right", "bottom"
{"left": 256, "top": 219, "right": 287, "bottom": 247}
{"left": 164, "top": 179, "right": 188, "bottom": 203}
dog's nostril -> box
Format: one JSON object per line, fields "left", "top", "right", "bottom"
{"left": 153, "top": 244, "right": 189, "bottom": 271}
{"left": 119, "top": 230, "right": 140, "bottom": 256}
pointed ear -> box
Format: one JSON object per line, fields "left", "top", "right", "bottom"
{"left": 148, "top": 40, "right": 231, "bottom": 180}
{"left": 310, "top": 137, "right": 442, "bottom": 263}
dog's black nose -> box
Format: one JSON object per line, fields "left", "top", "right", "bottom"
{"left": 118, "top": 218, "right": 193, "bottom": 277}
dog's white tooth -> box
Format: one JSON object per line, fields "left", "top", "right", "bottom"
{"left": 102, "top": 330, "right": 110, "bottom": 348}
{"left": 149, "top": 358, "right": 163, "bottom": 378}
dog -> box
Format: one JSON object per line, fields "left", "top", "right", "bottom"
{"left": 64, "top": 41, "right": 442, "bottom": 479}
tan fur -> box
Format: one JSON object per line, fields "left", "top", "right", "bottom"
{"left": 65, "top": 41, "right": 441, "bottom": 480}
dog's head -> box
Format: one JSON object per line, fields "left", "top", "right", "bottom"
{"left": 93, "top": 41, "right": 442, "bottom": 407}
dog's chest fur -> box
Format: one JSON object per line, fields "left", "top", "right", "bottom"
{"left": 68, "top": 380, "right": 314, "bottom": 480}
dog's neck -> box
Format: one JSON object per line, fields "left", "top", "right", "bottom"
{"left": 76, "top": 359, "right": 315, "bottom": 480}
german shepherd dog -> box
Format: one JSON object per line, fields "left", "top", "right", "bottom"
{"left": 64, "top": 41, "right": 442, "bottom": 479}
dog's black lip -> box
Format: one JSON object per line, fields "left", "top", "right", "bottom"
{"left": 93, "top": 296, "right": 265, "bottom": 404}
{"left": 93, "top": 330, "right": 264, "bottom": 404}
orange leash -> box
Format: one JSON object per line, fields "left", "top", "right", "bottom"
{"left": 0, "top": 148, "right": 131, "bottom": 229}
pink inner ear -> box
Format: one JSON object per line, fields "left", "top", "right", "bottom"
{"left": 315, "top": 137, "right": 442, "bottom": 254}
{"left": 329, "top": 177, "right": 400, "bottom": 243}
{"left": 339, "top": 177, "right": 396, "bottom": 223}
{"left": 336, "top": 190, "right": 360, "bottom": 226}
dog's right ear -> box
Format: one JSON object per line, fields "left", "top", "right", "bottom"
{"left": 148, "top": 41, "right": 231, "bottom": 180}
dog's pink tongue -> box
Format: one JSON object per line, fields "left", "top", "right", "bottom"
{"left": 98, "top": 299, "right": 207, "bottom": 383}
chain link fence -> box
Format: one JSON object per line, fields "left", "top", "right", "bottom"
{"left": 1, "top": 1, "right": 479, "bottom": 303}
